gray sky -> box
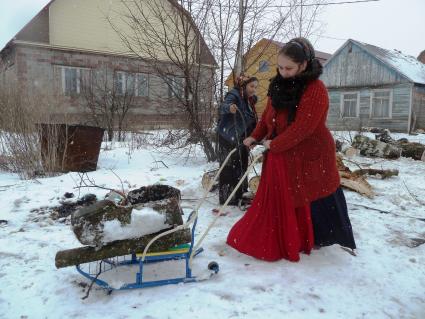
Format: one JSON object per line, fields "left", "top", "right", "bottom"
{"left": 1, "top": 0, "right": 424, "bottom": 57}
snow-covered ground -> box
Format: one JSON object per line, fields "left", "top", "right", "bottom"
{"left": 0, "top": 133, "right": 424, "bottom": 319}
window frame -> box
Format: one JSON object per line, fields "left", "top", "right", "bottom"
{"left": 60, "top": 65, "right": 91, "bottom": 96}
{"left": 369, "top": 89, "right": 393, "bottom": 119}
{"left": 135, "top": 73, "right": 149, "bottom": 97}
{"left": 258, "top": 60, "right": 269, "bottom": 73}
{"left": 340, "top": 91, "right": 360, "bottom": 119}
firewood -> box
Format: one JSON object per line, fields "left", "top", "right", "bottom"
{"left": 55, "top": 228, "right": 191, "bottom": 268}
{"left": 351, "top": 168, "right": 399, "bottom": 179}
{"left": 337, "top": 154, "right": 375, "bottom": 198}
{"left": 352, "top": 135, "right": 401, "bottom": 159}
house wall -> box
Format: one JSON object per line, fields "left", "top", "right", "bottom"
{"left": 224, "top": 40, "right": 331, "bottom": 115}
{"left": 412, "top": 85, "right": 425, "bottom": 130}
{"left": 322, "top": 41, "right": 413, "bottom": 132}
{"left": 242, "top": 40, "right": 280, "bottom": 114}
{"left": 0, "top": 46, "right": 17, "bottom": 88}
{"left": 13, "top": 44, "right": 214, "bottom": 129}
{"left": 49, "top": 0, "right": 201, "bottom": 63}
{"left": 326, "top": 83, "right": 412, "bottom": 132}
{"left": 321, "top": 42, "right": 410, "bottom": 88}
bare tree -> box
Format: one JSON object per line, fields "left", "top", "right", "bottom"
{"left": 110, "top": 0, "right": 217, "bottom": 161}
{"left": 208, "top": 0, "right": 292, "bottom": 99}
{"left": 207, "top": 0, "right": 239, "bottom": 103}
{"left": 205, "top": 0, "right": 324, "bottom": 102}
{"left": 81, "top": 66, "right": 137, "bottom": 142}
{"left": 284, "top": 0, "right": 326, "bottom": 41}
{"left": 107, "top": 0, "right": 325, "bottom": 160}
{"left": 0, "top": 81, "right": 67, "bottom": 178}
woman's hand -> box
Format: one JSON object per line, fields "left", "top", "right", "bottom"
{"left": 229, "top": 104, "right": 238, "bottom": 114}
{"left": 243, "top": 136, "right": 257, "bottom": 148}
{"left": 263, "top": 140, "right": 272, "bottom": 150}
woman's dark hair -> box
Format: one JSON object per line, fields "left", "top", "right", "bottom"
{"left": 278, "top": 37, "right": 323, "bottom": 78}
{"left": 234, "top": 75, "right": 258, "bottom": 89}
{"left": 268, "top": 38, "right": 323, "bottom": 124}
{"left": 234, "top": 75, "right": 258, "bottom": 100}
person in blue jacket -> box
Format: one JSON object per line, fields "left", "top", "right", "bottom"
{"left": 217, "top": 74, "right": 259, "bottom": 205}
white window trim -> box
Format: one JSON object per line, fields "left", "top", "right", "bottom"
{"left": 369, "top": 89, "right": 393, "bottom": 119}
{"left": 60, "top": 65, "right": 90, "bottom": 95}
{"left": 340, "top": 91, "right": 360, "bottom": 119}
{"left": 135, "top": 73, "right": 149, "bottom": 97}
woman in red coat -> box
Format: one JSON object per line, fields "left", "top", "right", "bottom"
{"left": 226, "top": 38, "right": 355, "bottom": 262}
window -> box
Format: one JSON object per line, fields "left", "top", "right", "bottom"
{"left": 60, "top": 66, "right": 90, "bottom": 96}
{"left": 114, "top": 72, "right": 135, "bottom": 96}
{"left": 136, "top": 73, "right": 149, "bottom": 97}
{"left": 341, "top": 92, "right": 359, "bottom": 118}
{"left": 167, "top": 76, "right": 184, "bottom": 98}
{"left": 371, "top": 90, "right": 392, "bottom": 118}
{"left": 259, "top": 60, "right": 269, "bottom": 72}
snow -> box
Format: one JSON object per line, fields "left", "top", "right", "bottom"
{"left": 101, "top": 206, "right": 172, "bottom": 243}
{"left": 383, "top": 51, "right": 425, "bottom": 85}
{"left": 0, "top": 133, "right": 424, "bottom": 319}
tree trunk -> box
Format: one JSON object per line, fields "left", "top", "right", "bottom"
{"left": 352, "top": 135, "right": 401, "bottom": 159}
{"left": 71, "top": 185, "right": 185, "bottom": 247}
{"left": 107, "top": 128, "right": 114, "bottom": 142}
{"left": 55, "top": 228, "right": 191, "bottom": 268}
{"left": 71, "top": 200, "right": 133, "bottom": 246}
{"left": 396, "top": 141, "right": 425, "bottom": 161}
{"left": 375, "top": 130, "right": 425, "bottom": 161}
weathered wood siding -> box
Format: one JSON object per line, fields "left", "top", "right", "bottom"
{"left": 412, "top": 85, "right": 425, "bottom": 130}
{"left": 321, "top": 42, "right": 410, "bottom": 88}
{"left": 326, "top": 83, "right": 412, "bottom": 132}
{"left": 322, "top": 41, "right": 413, "bottom": 132}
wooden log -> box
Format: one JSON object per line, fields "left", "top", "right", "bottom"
{"left": 337, "top": 154, "right": 375, "bottom": 198}
{"left": 351, "top": 168, "right": 399, "bottom": 179}
{"left": 375, "top": 129, "right": 394, "bottom": 144}
{"left": 71, "top": 185, "right": 185, "bottom": 247}
{"left": 201, "top": 169, "right": 219, "bottom": 192}
{"left": 248, "top": 176, "right": 260, "bottom": 193}
{"left": 361, "top": 127, "right": 387, "bottom": 134}
{"left": 55, "top": 228, "right": 191, "bottom": 268}
{"left": 396, "top": 141, "right": 425, "bottom": 161}
{"left": 71, "top": 200, "right": 132, "bottom": 246}
{"left": 352, "top": 135, "right": 401, "bottom": 159}
{"left": 340, "top": 178, "right": 375, "bottom": 198}
{"left": 374, "top": 130, "right": 425, "bottom": 161}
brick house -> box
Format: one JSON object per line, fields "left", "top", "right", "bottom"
{"left": 0, "top": 0, "right": 217, "bottom": 129}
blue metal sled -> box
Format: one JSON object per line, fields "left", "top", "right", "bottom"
{"left": 75, "top": 211, "right": 219, "bottom": 292}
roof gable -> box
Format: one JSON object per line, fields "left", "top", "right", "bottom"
{"left": 324, "top": 39, "right": 425, "bottom": 85}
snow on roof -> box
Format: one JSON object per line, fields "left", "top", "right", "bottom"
{"left": 352, "top": 40, "right": 425, "bottom": 85}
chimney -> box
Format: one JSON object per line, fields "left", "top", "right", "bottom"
{"left": 418, "top": 50, "right": 425, "bottom": 64}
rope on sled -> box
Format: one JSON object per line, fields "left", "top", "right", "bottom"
{"left": 139, "top": 148, "right": 239, "bottom": 262}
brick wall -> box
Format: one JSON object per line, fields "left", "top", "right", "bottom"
{"left": 11, "top": 44, "right": 215, "bottom": 129}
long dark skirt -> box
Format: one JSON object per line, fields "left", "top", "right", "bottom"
{"left": 218, "top": 135, "right": 249, "bottom": 205}
{"left": 310, "top": 187, "right": 356, "bottom": 249}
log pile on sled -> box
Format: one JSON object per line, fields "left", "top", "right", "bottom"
{"left": 55, "top": 185, "right": 190, "bottom": 269}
